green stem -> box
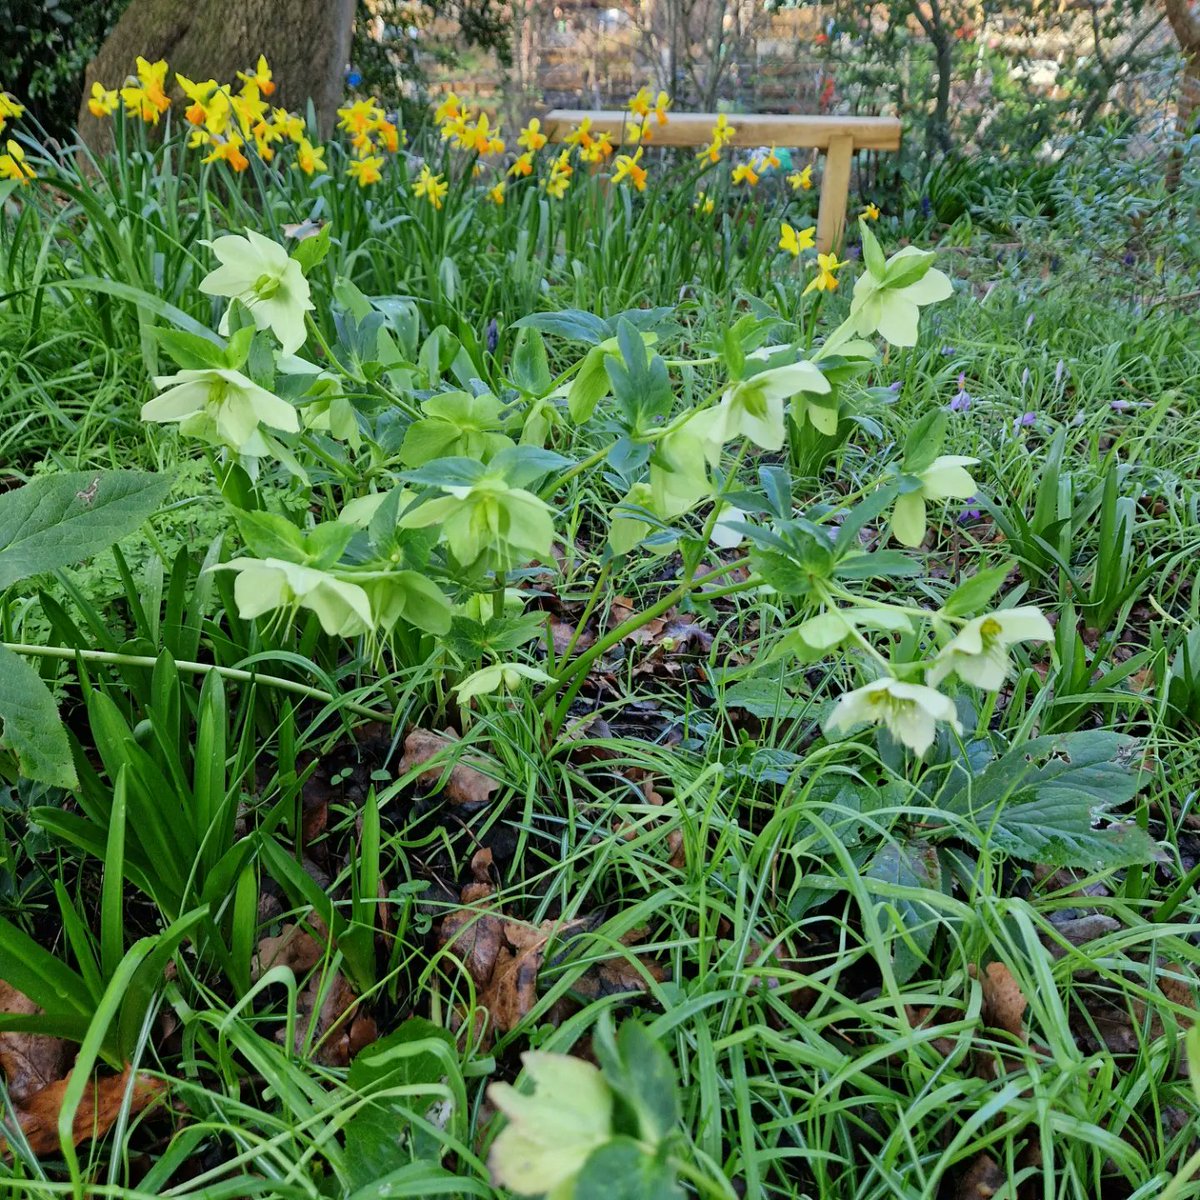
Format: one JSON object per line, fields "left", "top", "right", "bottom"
{"left": 3, "top": 643, "right": 391, "bottom": 723}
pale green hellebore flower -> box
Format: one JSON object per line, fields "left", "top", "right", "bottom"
{"left": 609, "top": 481, "right": 657, "bottom": 555}
{"left": 399, "top": 476, "right": 555, "bottom": 571}
{"left": 648, "top": 409, "right": 722, "bottom": 518}
{"left": 781, "top": 606, "right": 912, "bottom": 663}
{"left": 711, "top": 361, "right": 831, "bottom": 451}
{"left": 142, "top": 367, "right": 299, "bottom": 453}
{"left": 217, "top": 557, "right": 373, "bottom": 637}
{"left": 849, "top": 244, "right": 953, "bottom": 347}
{"left": 824, "top": 676, "right": 962, "bottom": 756}
{"left": 890, "top": 455, "right": 979, "bottom": 548}
{"left": 487, "top": 1051, "right": 614, "bottom": 1198}
{"left": 455, "top": 662, "right": 553, "bottom": 703}
{"left": 927, "top": 606, "right": 1052, "bottom": 691}
{"left": 200, "top": 230, "right": 313, "bottom": 355}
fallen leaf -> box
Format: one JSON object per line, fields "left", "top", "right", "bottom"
{"left": 955, "top": 1153, "right": 1005, "bottom": 1199}
{"left": 980, "top": 962, "right": 1028, "bottom": 1042}
{"left": 254, "top": 917, "right": 327, "bottom": 981}
{"left": 2, "top": 1066, "right": 164, "bottom": 1155}
{"left": 399, "top": 729, "right": 499, "bottom": 807}
{"left": 286, "top": 970, "right": 377, "bottom": 1067}
{"left": 0, "top": 983, "right": 68, "bottom": 1104}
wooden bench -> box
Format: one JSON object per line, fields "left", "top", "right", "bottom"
{"left": 543, "top": 110, "right": 902, "bottom": 253}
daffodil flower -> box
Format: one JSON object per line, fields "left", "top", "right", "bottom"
{"left": 890, "top": 455, "right": 979, "bottom": 547}
{"left": 518, "top": 117, "right": 547, "bottom": 151}
{"left": 87, "top": 82, "right": 119, "bottom": 119}
{"left": 200, "top": 230, "right": 313, "bottom": 355}
{"left": 825, "top": 676, "right": 962, "bottom": 756}
{"left": 612, "top": 146, "right": 647, "bottom": 190}
{"left": 861, "top": 202, "right": 881, "bottom": 220}
{"left": 455, "top": 662, "right": 553, "bottom": 704}
{"left": 0, "top": 91, "right": 26, "bottom": 134}
{"left": 347, "top": 154, "right": 384, "bottom": 186}
{"left": 849, "top": 238, "right": 953, "bottom": 347}
{"left": 0, "top": 140, "right": 34, "bottom": 185}
{"left": 927, "top": 607, "right": 1052, "bottom": 690}
{"left": 488, "top": 1052, "right": 615, "bottom": 1199}
{"left": 217, "top": 558, "right": 373, "bottom": 637}
{"left": 779, "top": 222, "right": 815, "bottom": 257}
{"left": 413, "top": 164, "right": 449, "bottom": 208}
{"left": 142, "top": 367, "right": 299, "bottom": 452}
{"left": 788, "top": 164, "right": 813, "bottom": 191}
{"left": 710, "top": 360, "right": 831, "bottom": 451}
{"left": 294, "top": 137, "right": 326, "bottom": 175}
{"left": 804, "top": 252, "right": 847, "bottom": 295}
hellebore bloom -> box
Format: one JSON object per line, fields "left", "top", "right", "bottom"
{"left": 200, "top": 230, "right": 313, "bottom": 354}
{"left": 927, "top": 607, "right": 1053, "bottom": 691}
{"left": 142, "top": 367, "right": 298, "bottom": 452}
{"left": 824, "top": 676, "right": 962, "bottom": 756}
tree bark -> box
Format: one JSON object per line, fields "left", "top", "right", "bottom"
{"left": 78, "top": 0, "right": 355, "bottom": 154}
{"left": 1164, "top": 0, "right": 1200, "bottom": 188}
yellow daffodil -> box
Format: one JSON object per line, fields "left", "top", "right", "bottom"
{"left": 231, "top": 85, "right": 269, "bottom": 137}
{"left": 509, "top": 150, "right": 535, "bottom": 177}
{"left": 201, "top": 133, "right": 249, "bottom": 172}
{"left": 779, "top": 222, "right": 816, "bottom": 257}
{"left": 731, "top": 160, "right": 760, "bottom": 187}
{"left": 518, "top": 117, "right": 547, "bottom": 151}
{"left": 465, "top": 112, "right": 504, "bottom": 155}
{"left": 861, "top": 202, "right": 881, "bottom": 220}
{"left": 413, "top": 163, "right": 448, "bottom": 208}
{"left": 338, "top": 98, "right": 383, "bottom": 138}
{"left": 582, "top": 130, "right": 614, "bottom": 163}
{"left": 376, "top": 118, "right": 401, "bottom": 153}
{"left": 565, "top": 117, "right": 594, "bottom": 153}
{"left": 804, "top": 251, "right": 846, "bottom": 295}
{"left": 653, "top": 90, "right": 671, "bottom": 124}
{"left": 272, "top": 107, "right": 307, "bottom": 144}
{"left": 238, "top": 54, "right": 275, "bottom": 97}
{"left": 628, "top": 87, "right": 653, "bottom": 119}
{"left": 433, "top": 90, "right": 461, "bottom": 126}
{"left": 177, "top": 75, "right": 217, "bottom": 126}
{"left": 294, "top": 137, "right": 326, "bottom": 175}
{"left": 487, "top": 180, "right": 506, "bottom": 205}
{"left": 121, "top": 56, "right": 171, "bottom": 123}
{"left": 0, "top": 91, "right": 25, "bottom": 134}
{"left": 788, "top": 164, "right": 814, "bottom": 191}
{"left": 87, "top": 81, "right": 118, "bottom": 119}
{"left": 763, "top": 145, "right": 781, "bottom": 169}
{"left": 694, "top": 191, "right": 714, "bottom": 214}
{"left": 0, "top": 139, "right": 34, "bottom": 186}
{"left": 612, "top": 146, "right": 647, "bottom": 191}
{"left": 544, "top": 150, "right": 573, "bottom": 199}
{"left": 347, "top": 154, "right": 384, "bottom": 187}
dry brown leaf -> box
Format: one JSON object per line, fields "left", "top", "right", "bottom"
{"left": 569, "top": 953, "right": 668, "bottom": 1002}
{"left": 2, "top": 1067, "right": 164, "bottom": 1156}
{"left": 0, "top": 983, "right": 68, "bottom": 1104}
{"left": 399, "top": 729, "right": 499, "bottom": 807}
{"left": 254, "top": 918, "right": 327, "bottom": 981}
{"left": 980, "top": 962, "right": 1028, "bottom": 1042}
{"left": 955, "top": 1153, "right": 1005, "bottom": 1199}
{"left": 285, "top": 971, "right": 377, "bottom": 1067}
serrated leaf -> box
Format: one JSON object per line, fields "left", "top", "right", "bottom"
{"left": 946, "top": 732, "right": 1157, "bottom": 869}
{"left": 0, "top": 471, "right": 173, "bottom": 591}
{"left": 0, "top": 644, "right": 77, "bottom": 789}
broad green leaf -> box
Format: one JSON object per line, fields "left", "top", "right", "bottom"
{"left": 941, "top": 562, "right": 1013, "bottom": 618}
{"left": 946, "top": 732, "right": 1156, "bottom": 869}
{"left": 0, "top": 644, "right": 76, "bottom": 788}
{"left": 0, "top": 470, "right": 173, "bottom": 590}
{"left": 568, "top": 346, "right": 611, "bottom": 424}
{"left": 862, "top": 838, "right": 942, "bottom": 984}
{"left": 574, "top": 1140, "right": 683, "bottom": 1200}
{"left": 514, "top": 309, "right": 612, "bottom": 344}
{"left": 510, "top": 327, "right": 553, "bottom": 395}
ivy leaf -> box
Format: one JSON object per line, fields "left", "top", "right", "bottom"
{"left": 0, "top": 644, "right": 77, "bottom": 789}
{"left": 0, "top": 471, "right": 173, "bottom": 591}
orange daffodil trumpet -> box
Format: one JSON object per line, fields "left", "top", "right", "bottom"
{"left": 612, "top": 146, "right": 647, "bottom": 191}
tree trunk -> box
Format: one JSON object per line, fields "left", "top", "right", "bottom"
{"left": 1164, "top": 0, "right": 1200, "bottom": 189}
{"left": 78, "top": 0, "right": 355, "bottom": 154}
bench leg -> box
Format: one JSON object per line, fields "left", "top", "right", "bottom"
{"left": 816, "top": 134, "right": 854, "bottom": 255}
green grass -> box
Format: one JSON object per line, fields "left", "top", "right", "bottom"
{"left": 1, "top": 92, "right": 1199, "bottom": 1200}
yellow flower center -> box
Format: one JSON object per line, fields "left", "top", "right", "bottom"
{"left": 253, "top": 273, "right": 280, "bottom": 300}
{"left": 980, "top": 617, "right": 1002, "bottom": 639}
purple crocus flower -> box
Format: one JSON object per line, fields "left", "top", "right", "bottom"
{"left": 1014, "top": 411, "right": 1037, "bottom": 429}
{"left": 958, "top": 499, "right": 983, "bottom": 523}
{"left": 949, "top": 372, "right": 972, "bottom": 411}
{"left": 940, "top": 345, "right": 956, "bottom": 357}
{"left": 888, "top": 379, "right": 903, "bottom": 394}
{"left": 1055, "top": 359, "right": 1066, "bottom": 386}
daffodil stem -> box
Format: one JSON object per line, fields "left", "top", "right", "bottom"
{"left": 2, "top": 643, "right": 392, "bottom": 723}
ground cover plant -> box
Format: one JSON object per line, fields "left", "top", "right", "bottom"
{"left": 1, "top": 53, "right": 1200, "bottom": 1200}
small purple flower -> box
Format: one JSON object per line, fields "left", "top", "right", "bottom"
{"left": 940, "top": 345, "right": 956, "bottom": 357}
{"left": 949, "top": 372, "right": 972, "bottom": 411}
{"left": 1122, "top": 252, "right": 1135, "bottom": 266}
{"left": 346, "top": 68, "right": 363, "bottom": 87}
{"left": 1020, "top": 368, "right": 1030, "bottom": 388}
{"left": 846, "top": 244, "right": 862, "bottom": 261}
{"left": 887, "top": 379, "right": 903, "bottom": 393}
{"left": 1014, "top": 411, "right": 1037, "bottom": 430}
{"left": 486, "top": 318, "right": 499, "bottom": 354}
{"left": 958, "top": 500, "right": 983, "bottom": 523}
{"left": 1110, "top": 399, "right": 1132, "bottom": 412}
{"left": 1025, "top": 314, "right": 1035, "bottom": 330}
{"left": 921, "top": 195, "right": 932, "bottom": 217}
{"left": 1055, "top": 359, "right": 1066, "bottom": 386}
